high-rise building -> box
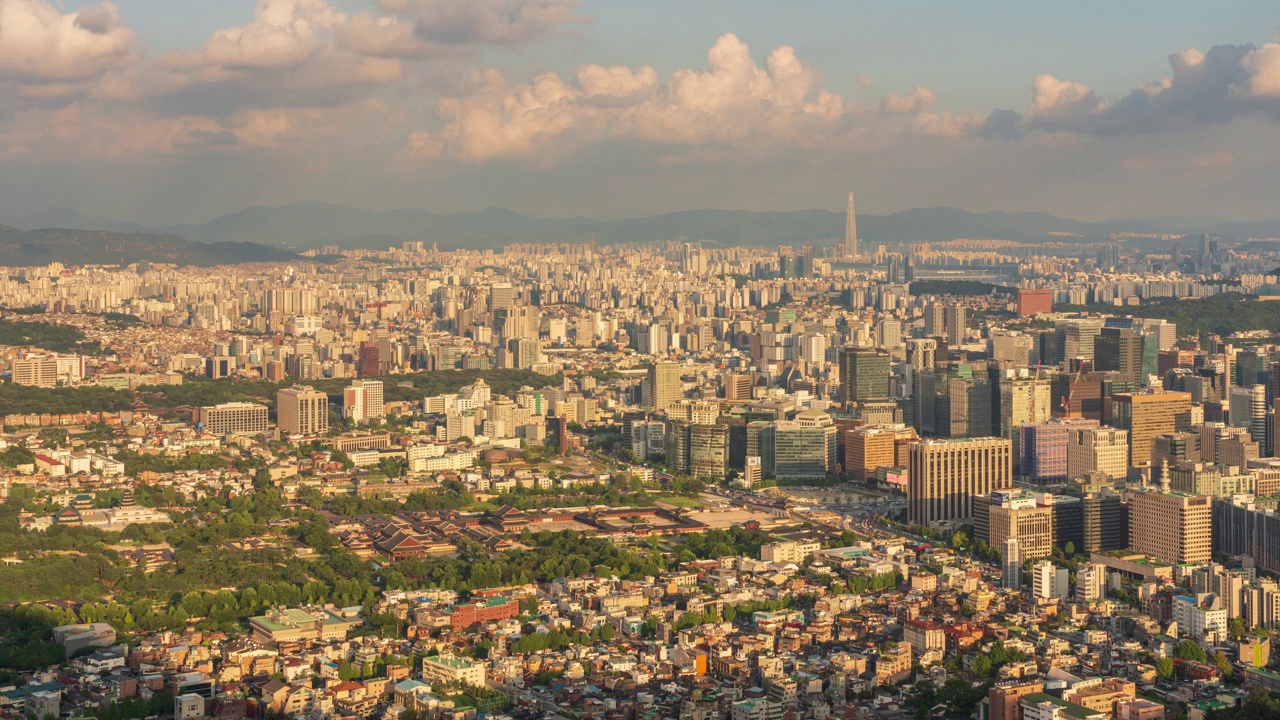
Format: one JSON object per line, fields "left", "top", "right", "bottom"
{"left": 343, "top": 380, "right": 384, "bottom": 423}
{"left": 205, "top": 355, "right": 235, "bottom": 379}
{"left": 1016, "top": 288, "right": 1054, "bottom": 317}
{"left": 1054, "top": 318, "right": 1104, "bottom": 365}
{"left": 358, "top": 343, "right": 381, "bottom": 377}
{"left": 845, "top": 425, "right": 916, "bottom": 482}
{"left": 989, "top": 681, "right": 1044, "bottom": 720}
{"left": 1065, "top": 425, "right": 1128, "bottom": 480}
{"left": 724, "top": 372, "right": 754, "bottom": 401}
{"left": 1001, "top": 377, "right": 1052, "bottom": 438}
{"left": 688, "top": 423, "right": 729, "bottom": 480}
{"left": 1080, "top": 489, "right": 1125, "bottom": 553}
{"left": 844, "top": 192, "right": 857, "bottom": 258}
{"left": 907, "top": 437, "right": 1012, "bottom": 527}
{"left": 1128, "top": 490, "right": 1211, "bottom": 564}
{"left": 1094, "top": 327, "right": 1144, "bottom": 382}
{"left": 1112, "top": 391, "right": 1192, "bottom": 467}
{"left": 773, "top": 420, "right": 831, "bottom": 481}
{"left": 975, "top": 489, "right": 1054, "bottom": 561}
{"left": 838, "top": 347, "right": 890, "bottom": 404}
{"left": 198, "top": 402, "right": 269, "bottom": 436}
{"left": 277, "top": 385, "right": 330, "bottom": 436}
{"left": 1076, "top": 563, "right": 1107, "bottom": 602}
{"left": 489, "top": 282, "right": 515, "bottom": 311}
{"left": 1021, "top": 418, "right": 1099, "bottom": 482}
{"left": 1032, "top": 561, "right": 1069, "bottom": 599}
{"left": 944, "top": 304, "right": 966, "bottom": 346}
{"left": 646, "top": 362, "right": 682, "bottom": 411}
{"left": 1229, "top": 384, "right": 1268, "bottom": 447}
{"left": 1002, "top": 539, "right": 1023, "bottom": 590}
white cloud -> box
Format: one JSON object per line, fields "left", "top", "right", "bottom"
{"left": 979, "top": 40, "right": 1280, "bottom": 139}
{"left": 0, "top": 0, "right": 134, "bottom": 83}
{"left": 880, "top": 86, "right": 935, "bottom": 115}
{"left": 411, "top": 34, "right": 879, "bottom": 162}
{"left": 378, "top": 0, "right": 587, "bottom": 46}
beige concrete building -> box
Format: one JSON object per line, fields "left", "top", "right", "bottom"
{"left": 277, "top": 385, "right": 330, "bottom": 435}
{"left": 845, "top": 424, "right": 916, "bottom": 482}
{"left": 908, "top": 437, "right": 1012, "bottom": 527}
{"left": 199, "top": 402, "right": 269, "bottom": 435}
{"left": 1066, "top": 426, "right": 1129, "bottom": 480}
{"left": 1127, "top": 490, "right": 1211, "bottom": 564}
{"left": 975, "top": 489, "right": 1054, "bottom": 561}
{"left": 1112, "top": 391, "right": 1192, "bottom": 467}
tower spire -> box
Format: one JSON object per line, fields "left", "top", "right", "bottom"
{"left": 845, "top": 192, "right": 858, "bottom": 259}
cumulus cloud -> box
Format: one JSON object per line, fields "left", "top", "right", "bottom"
{"left": 978, "top": 40, "right": 1280, "bottom": 139}
{"left": 880, "top": 86, "right": 935, "bottom": 114}
{"left": 408, "top": 34, "right": 882, "bottom": 162}
{"left": 0, "top": 0, "right": 134, "bottom": 82}
{"left": 378, "top": 0, "right": 587, "bottom": 46}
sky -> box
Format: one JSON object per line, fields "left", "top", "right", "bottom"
{"left": 1, "top": 0, "right": 1279, "bottom": 226}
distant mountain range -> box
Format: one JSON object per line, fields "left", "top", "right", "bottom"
{"left": 5, "top": 203, "right": 1280, "bottom": 259}
{"left": 0, "top": 226, "right": 302, "bottom": 267}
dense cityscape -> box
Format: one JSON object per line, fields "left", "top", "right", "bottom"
{"left": 5, "top": 192, "right": 1280, "bottom": 720}
{"left": 6, "top": 2, "right": 1280, "bottom": 720}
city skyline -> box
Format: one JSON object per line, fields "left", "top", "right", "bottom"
{"left": 0, "top": 1, "right": 1278, "bottom": 225}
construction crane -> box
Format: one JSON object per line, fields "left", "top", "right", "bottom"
{"left": 1061, "top": 364, "right": 1085, "bottom": 416}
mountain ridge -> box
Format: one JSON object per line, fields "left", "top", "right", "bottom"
{"left": 0, "top": 226, "right": 304, "bottom": 267}
{"left": 7, "top": 203, "right": 1280, "bottom": 252}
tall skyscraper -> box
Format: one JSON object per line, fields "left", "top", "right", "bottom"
{"left": 845, "top": 192, "right": 858, "bottom": 258}
{"left": 1128, "top": 490, "right": 1211, "bottom": 564}
{"left": 277, "top": 385, "right": 330, "bottom": 436}
{"left": 646, "top": 361, "right": 682, "bottom": 411}
{"left": 839, "top": 347, "right": 890, "bottom": 404}
{"left": 907, "top": 436, "right": 1012, "bottom": 526}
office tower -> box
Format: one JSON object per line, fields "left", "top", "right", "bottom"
{"left": 688, "top": 423, "right": 729, "bottom": 480}
{"left": 1168, "top": 462, "right": 1255, "bottom": 497}
{"left": 724, "top": 372, "right": 754, "bottom": 401}
{"left": 343, "top": 380, "right": 384, "bottom": 423}
{"left": 1111, "top": 391, "right": 1192, "bottom": 467}
{"left": 1094, "top": 327, "right": 1145, "bottom": 382}
{"left": 1000, "top": 377, "right": 1052, "bottom": 438}
{"left": 205, "top": 355, "right": 235, "bottom": 379}
{"left": 507, "top": 337, "right": 541, "bottom": 370}
{"left": 646, "top": 362, "right": 682, "bottom": 411}
{"left": 990, "top": 682, "right": 1045, "bottom": 720}
{"left": 875, "top": 319, "right": 902, "bottom": 350}
{"left": 1229, "top": 384, "right": 1268, "bottom": 445}
{"left": 844, "top": 191, "right": 858, "bottom": 258}
{"left": 358, "top": 342, "right": 381, "bottom": 377}
{"left": 277, "top": 385, "right": 330, "bottom": 435}
{"left": 1016, "top": 288, "right": 1053, "bottom": 317}
{"left": 1081, "top": 490, "right": 1124, "bottom": 553}
{"left": 1020, "top": 418, "right": 1098, "bottom": 483}
{"left": 1002, "top": 539, "right": 1023, "bottom": 590}
{"left": 1076, "top": 563, "right": 1107, "bottom": 602}
{"left": 907, "top": 437, "right": 1012, "bottom": 526}
{"left": 11, "top": 356, "right": 59, "bottom": 387}
{"left": 1066, "top": 425, "right": 1129, "bottom": 480}
{"left": 838, "top": 347, "right": 890, "bottom": 404}
{"left": 975, "top": 489, "right": 1053, "bottom": 561}
{"left": 944, "top": 304, "right": 966, "bottom": 346}
{"left": 1054, "top": 318, "right": 1104, "bottom": 365}
{"left": 989, "top": 330, "right": 1036, "bottom": 366}
{"left": 198, "top": 402, "right": 269, "bottom": 436}
{"left": 944, "top": 376, "right": 991, "bottom": 438}
{"left": 742, "top": 456, "right": 763, "bottom": 488}
{"left": 773, "top": 421, "right": 831, "bottom": 481}
{"left": 1128, "top": 490, "right": 1211, "bottom": 564}
{"left": 905, "top": 338, "right": 936, "bottom": 372}
{"left": 489, "top": 282, "right": 515, "bottom": 310}
{"left": 845, "top": 425, "right": 916, "bottom": 482}
{"left": 1032, "top": 561, "right": 1069, "bottom": 599}
{"left": 1150, "top": 432, "right": 1201, "bottom": 480}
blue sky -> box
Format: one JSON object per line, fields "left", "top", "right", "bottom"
{"left": 6, "top": 0, "right": 1280, "bottom": 225}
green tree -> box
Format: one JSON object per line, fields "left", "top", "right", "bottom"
{"left": 1174, "top": 639, "right": 1207, "bottom": 664}
{"left": 1213, "top": 651, "right": 1233, "bottom": 678}
{"left": 1155, "top": 657, "right": 1174, "bottom": 680}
